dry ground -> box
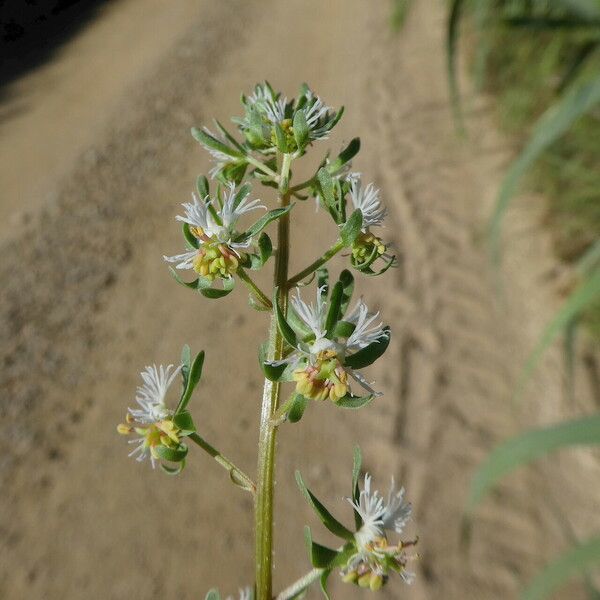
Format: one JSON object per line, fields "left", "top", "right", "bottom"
{"left": 1, "top": 1, "right": 598, "bottom": 599}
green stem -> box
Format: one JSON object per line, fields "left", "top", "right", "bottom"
{"left": 276, "top": 568, "right": 323, "bottom": 600}
{"left": 188, "top": 432, "right": 255, "bottom": 494}
{"left": 288, "top": 174, "right": 316, "bottom": 194}
{"left": 255, "top": 154, "right": 292, "bottom": 600}
{"left": 237, "top": 268, "right": 272, "bottom": 309}
{"left": 287, "top": 239, "right": 345, "bottom": 288}
{"left": 247, "top": 155, "right": 279, "bottom": 180}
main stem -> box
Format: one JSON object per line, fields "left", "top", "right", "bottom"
{"left": 255, "top": 153, "right": 292, "bottom": 600}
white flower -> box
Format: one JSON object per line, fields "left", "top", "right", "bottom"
{"left": 276, "top": 288, "right": 388, "bottom": 399}
{"left": 342, "top": 474, "right": 416, "bottom": 587}
{"left": 349, "top": 474, "right": 412, "bottom": 549}
{"left": 248, "top": 83, "right": 287, "bottom": 123}
{"left": 163, "top": 183, "right": 265, "bottom": 274}
{"left": 128, "top": 364, "right": 181, "bottom": 424}
{"left": 304, "top": 89, "right": 332, "bottom": 140}
{"left": 349, "top": 173, "right": 387, "bottom": 229}
{"left": 122, "top": 363, "right": 182, "bottom": 468}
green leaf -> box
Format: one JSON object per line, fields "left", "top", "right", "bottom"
{"left": 169, "top": 267, "right": 201, "bottom": 290}
{"left": 175, "top": 350, "right": 205, "bottom": 413}
{"left": 199, "top": 276, "right": 235, "bottom": 299}
{"left": 467, "top": 414, "right": 600, "bottom": 512}
{"left": 317, "top": 168, "right": 335, "bottom": 212}
{"left": 333, "top": 320, "right": 355, "bottom": 338}
{"left": 327, "top": 137, "right": 360, "bottom": 175}
{"left": 191, "top": 127, "right": 243, "bottom": 159}
{"left": 182, "top": 222, "right": 199, "bottom": 249}
{"left": 340, "top": 209, "right": 363, "bottom": 247}
{"left": 521, "top": 537, "right": 600, "bottom": 600}
{"left": 154, "top": 444, "right": 188, "bottom": 463}
{"left": 249, "top": 232, "right": 273, "bottom": 269}
{"left": 295, "top": 471, "right": 354, "bottom": 540}
{"left": 235, "top": 205, "right": 294, "bottom": 244}
{"left": 274, "top": 122, "right": 288, "bottom": 153}
{"left": 172, "top": 411, "right": 196, "bottom": 435}
{"left": 214, "top": 119, "right": 247, "bottom": 154}
{"left": 303, "top": 526, "right": 339, "bottom": 568}
{"left": 344, "top": 327, "right": 391, "bottom": 369}
{"left": 233, "top": 182, "right": 252, "bottom": 209}
{"left": 338, "top": 269, "right": 354, "bottom": 315}
{"left": 196, "top": 175, "right": 210, "bottom": 199}
{"left": 325, "top": 281, "right": 344, "bottom": 337}
{"left": 320, "top": 570, "right": 332, "bottom": 600}
{"left": 293, "top": 109, "right": 309, "bottom": 151}
{"left": 335, "top": 394, "right": 374, "bottom": 409}
{"left": 517, "top": 271, "right": 600, "bottom": 397}
{"left": 160, "top": 461, "right": 185, "bottom": 475}
{"left": 180, "top": 344, "right": 191, "bottom": 388}
{"left": 288, "top": 393, "right": 309, "bottom": 423}
{"left": 258, "top": 343, "right": 287, "bottom": 381}
{"left": 204, "top": 590, "right": 221, "bottom": 600}
{"left": 489, "top": 75, "right": 600, "bottom": 264}
{"left": 352, "top": 446, "right": 363, "bottom": 528}
{"left": 274, "top": 291, "right": 298, "bottom": 348}
{"left": 317, "top": 268, "right": 329, "bottom": 296}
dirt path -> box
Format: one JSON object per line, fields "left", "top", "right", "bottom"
{"left": 1, "top": 1, "right": 597, "bottom": 599}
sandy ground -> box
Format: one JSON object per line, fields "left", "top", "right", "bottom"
{"left": 1, "top": 1, "right": 599, "bottom": 599}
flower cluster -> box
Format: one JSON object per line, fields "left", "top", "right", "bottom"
{"left": 342, "top": 474, "right": 417, "bottom": 589}
{"left": 117, "top": 347, "right": 204, "bottom": 474}
{"left": 296, "top": 449, "right": 417, "bottom": 596}
{"left": 263, "top": 269, "right": 390, "bottom": 420}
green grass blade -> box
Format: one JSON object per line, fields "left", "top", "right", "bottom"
{"left": 390, "top": 0, "right": 412, "bottom": 31}
{"left": 489, "top": 74, "right": 600, "bottom": 264}
{"left": 520, "top": 537, "right": 600, "bottom": 600}
{"left": 447, "top": 0, "right": 466, "bottom": 133}
{"left": 467, "top": 414, "right": 600, "bottom": 511}
{"left": 516, "top": 270, "right": 600, "bottom": 396}
{"left": 577, "top": 240, "right": 600, "bottom": 275}
{"left": 473, "top": 0, "right": 494, "bottom": 91}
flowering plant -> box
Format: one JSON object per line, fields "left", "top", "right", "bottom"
{"left": 117, "top": 83, "right": 417, "bottom": 599}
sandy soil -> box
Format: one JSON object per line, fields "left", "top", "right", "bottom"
{"left": 1, "top": 1, "right": 598, "bottom": 599}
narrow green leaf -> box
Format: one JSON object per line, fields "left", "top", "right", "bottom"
{"left": 172, "top": 411, "right": 196, "bottom": 435}
{"left": 447, "top": 0, "right": 466, "bottom": 133}
{"left": 274, "top": 122, "right": 288, "bottom": 153}
{"left": 214, "top": 119, "right": 247, "bottom": 153}
{"left": 317, "top": 268, "right": 329, "bottom": 296}
{"left": 288, "top": 394, "right": 309, "bottom": 423}
{"left": 176, "top": 351, "right": 205, "bottom": 413}
{"left": 169, "top": 267, "right": 200, "bottom": 290}
{"left": 182, "top": 222, "right": 199, "bottom": 249}
{"left": 205, "top": 590, "right": 221, "bottom": 600}
{"left": 521, "top": 537, "right": 600, "bottom": 600}
{"left": 196, "top": 175, "right": 210, "bottom": 199}
{"left": 338, "top": 269, "right": 354, "bottom": 315}
{"left": 335, "top": 394, "right": 374, "bottom": 409}
{"left": 468, "top": 414, "right": 600, "bottom": 511}
{"left": 317, "top": 168, "right": 335, "bottom": 210}
{"left": 328, "top": 137, "right": 360, "bottom": 174}
{"left": 339, "top": 209, "right": 363, "bottom": 247}
{"left": 517, "top": 271, "right": 600, "bottom": 396}
{"left": 199, "top": 277, "right": 235, "bottom": 299}
{"left": 320, "top": 570, "right": 332, "bottom": 600}
{"left": 258, "top": 343, "right": 287, "bottom": 381}
{"left": 154, "top": 444, "right": 188, "bottom": 463}
{"left": 274, "top": 291, "right": 298, "bottom": 348}
{"left": 293, "top": 109, "right": 309, "bottom": 151}
{"left": 295, "top": 471, "right": 354, "bottom": 540}
{"left": 233, "top": 182, "right": 252, "bottom": 209}
{"left": 303, "top": 526, "right": 339, "bottom": 568}
{"left": 191, "top": 127, "right": 243, "bottom": 158}
{"left": 235, "top": 205, "right": 294, "bottom": 244}
{"left": 333, "top": 320, "right": 355, "bottom": 338}
{"left": 352, "top": 446, "right": 363, "bottom": 528}
{"left": 344, "top": 327, "right": 391, "bottom": 369}
{"left": 324, "top": 281, "right": 344, "bottom": 337}
{"left": 180, "top": 344, "right": 191, "bottom": 388}
{"left": 489, "top": 75, "right": 600, "bottom": 264}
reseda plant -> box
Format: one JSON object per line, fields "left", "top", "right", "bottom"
{"left": 117, "top": 82, "right": 417, "bottom": 599}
